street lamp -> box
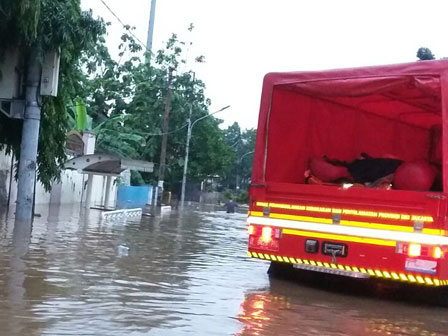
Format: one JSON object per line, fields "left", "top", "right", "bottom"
{"left": 236, "top": 150, "right": 254, "bottom": 191}
{"left": 238, "top": 150, "right": 255, "bottom": 163}
{"left": 180, "top": 105, "right": 230, "bottom": 208}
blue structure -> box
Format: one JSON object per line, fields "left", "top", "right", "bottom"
{"left": 116, "top": 185, "right": 153, "bottom": 209}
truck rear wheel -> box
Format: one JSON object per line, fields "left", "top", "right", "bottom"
{"left": 268, "top": 261, "right": 294, "bottom": 277}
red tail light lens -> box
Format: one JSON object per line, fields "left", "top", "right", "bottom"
{"left": 248, "top": 226, "right": 279, "bottom": 252}
{"left": 397, "top": 242, "right": 443, "bottom": 259}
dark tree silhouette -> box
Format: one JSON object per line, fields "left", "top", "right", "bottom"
{"left": 417, "top": 47, "right": 435, "bottom": 60}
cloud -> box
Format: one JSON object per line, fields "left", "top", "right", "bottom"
{"left": 82, "top": 0, "right": 448, "bottom": 129}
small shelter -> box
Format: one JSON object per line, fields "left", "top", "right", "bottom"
{"left": 65, "top": 154, "right": 154, "bottom": 209}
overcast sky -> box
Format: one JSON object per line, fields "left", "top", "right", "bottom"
{"left": 80, "top": 0, "right": 448, "bottom": 129}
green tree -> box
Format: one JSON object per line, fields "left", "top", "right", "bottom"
{"left": 237, "top": 128, "right": 256, "bottom": 190}
{"left": 0, "top": 0, "right": 105, "bottom": 190}
{"left": 223, "top": 122, "right": 256, "bottom": 190}
{"left": 81, "top": 28, "right": 235, "bottom": 190}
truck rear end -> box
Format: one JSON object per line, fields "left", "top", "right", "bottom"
{"left": 247, "top": 61, "right": 448, "bottom": 286}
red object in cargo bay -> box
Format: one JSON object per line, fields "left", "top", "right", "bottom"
{"left": 309, "top": 157, "right": 350, "bottom": 182}
{"left": 393, "top": 161, "right": 437, "bottom": 191}
{"left": 248, "top": 60, "right": 448, "bottom": 288}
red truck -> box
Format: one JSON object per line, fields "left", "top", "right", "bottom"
{"left": 247, "top": 61, "right": 448, "bottom": 286}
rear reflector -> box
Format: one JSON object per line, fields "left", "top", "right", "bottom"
{"left": 248, "top": 225, "right": 255, "bottom": 235}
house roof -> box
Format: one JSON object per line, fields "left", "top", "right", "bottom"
{"left": 65, "top": 154, "right": 154, "bottom": 176}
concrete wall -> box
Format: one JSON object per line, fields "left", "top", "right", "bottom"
{"left": 0, "top": 149, "right": 117, "bottom": 208}
{"left": 83, "top": 174, "right": 118, "bottom": 208}
{"left": 0, "top": 150, "right": 12, "bottom": 206}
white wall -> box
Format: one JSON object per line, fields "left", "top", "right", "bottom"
{"left": 0, "top": 149, "right": 13, "bottom": 206}
{"left": 83, "top": 174, "right": 118, "bottom": 208}
{"left": 0, "top": 149, "right": 117, "bottom": 208}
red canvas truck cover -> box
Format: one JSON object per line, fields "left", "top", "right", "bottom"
{"left": 247, "top": 60, "right": 448, "bottom": 286}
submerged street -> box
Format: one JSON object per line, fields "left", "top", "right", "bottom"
{"left": 1, "top": 205, "right": 448, "bottom": 335}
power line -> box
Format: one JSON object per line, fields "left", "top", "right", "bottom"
{"left": 98, "top": 0, "right": 149, "bottom": 52}
{"left": 95, "top": 108, "right": 226, "bottom": 138}
{"left": 94, "top": 119, "right": 189, "bottom": 137}
{"left": 145, "top": 122, "right": 189, "bottom": 137}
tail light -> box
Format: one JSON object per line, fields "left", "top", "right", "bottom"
{"left": 248, "top": 225, "right": 281, "bottom": 251}
{"left": 397, "top": 242, "right": 444, "bottom": 259}
{"left": 261, "top": 227, "right": 273, "bottom": 243}
{"left": 433, "top": 246, "right": 443, "bottom": 259}
{"left": 408, "top": 243, "right": 421, "bottom": 257}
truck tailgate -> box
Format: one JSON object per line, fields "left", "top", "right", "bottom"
{"left": 250, "top": 182, "right": 447, "bottom": 232}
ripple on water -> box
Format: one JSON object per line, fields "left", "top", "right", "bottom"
{"left": 1, "top": 205, "right": 448, "bottom": 335}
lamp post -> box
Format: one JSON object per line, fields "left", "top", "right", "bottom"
{"left": 236, "top": 150, "right": 254, "bottom": 191}
{"left": 180, "top": 105, "right": 230, "bottom": 208}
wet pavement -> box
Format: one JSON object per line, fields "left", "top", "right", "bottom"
{"left": 1, "top": 204, "right": 448, "bottom": 335}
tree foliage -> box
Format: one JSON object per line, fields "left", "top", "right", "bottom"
{"left": 223, "top": 123, "right": 256, "bottom": 190}
{"left": 417, "top": 47, "right": 435, "bottom": 61}
{"left": 0, "top": 2, "right": 250, "bottom": 194}
{"left": 80, "top": 27, "right": 235, "bottom": 190}
{"left": 0, "top": 0, "right": 105, "bottom": 190}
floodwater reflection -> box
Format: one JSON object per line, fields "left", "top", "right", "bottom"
{"left": 0, "top": 204, "right": 448, "bottom": 335}
{"left": 237, "top": 277, "right": 448, "bottom": 336}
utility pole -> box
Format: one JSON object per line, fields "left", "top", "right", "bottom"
{"left": 157, "top": 68, "right": 173, "bottom": 205}
{"left": 180, "top": 104, "right": 192, "bottom": 208}
{"left": 16, "top": 50, "right": 41, "bottom": 222}
{"left": 145, "top": 0, "right": 157, "bottom": 62}
{"left": 180, "top": 105, "right": 230, "bottom": 208}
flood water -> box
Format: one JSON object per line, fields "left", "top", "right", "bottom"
{"left": 1, "top": 204, "right": 448, "bottom": 335}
